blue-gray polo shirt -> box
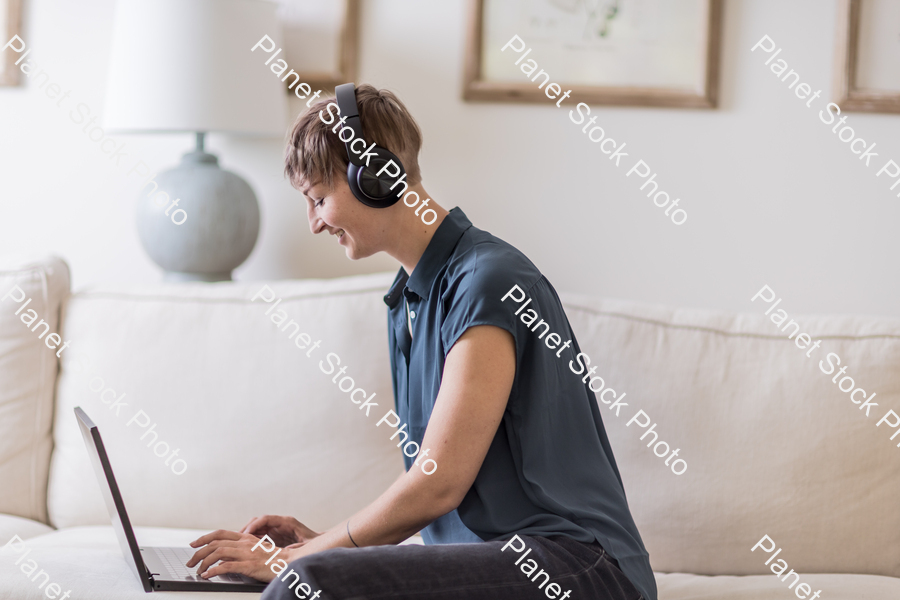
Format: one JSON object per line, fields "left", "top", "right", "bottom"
{"left": 383, "top": 207, "right": 657, "bottom": 600}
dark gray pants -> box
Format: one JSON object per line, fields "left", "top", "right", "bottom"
{"left": 260, "top": 535, "right": 642, "bottom": 600}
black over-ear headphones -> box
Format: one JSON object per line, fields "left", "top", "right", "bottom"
{"left": 335, "top": 83, "right": 407, "bottom": 208}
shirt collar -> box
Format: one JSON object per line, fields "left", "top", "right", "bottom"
{"left": 383, "top": 207, "right": 472, "bottom": 306}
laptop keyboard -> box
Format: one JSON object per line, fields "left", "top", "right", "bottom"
{"left": 154, "top": 547, "right": 243, "bottom": 582}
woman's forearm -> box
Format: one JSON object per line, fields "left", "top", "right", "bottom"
{"left": 288, "top": 469, "right": 457, "bottom": 560}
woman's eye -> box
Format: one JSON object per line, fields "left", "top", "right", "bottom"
{"left": 314, "top": 198, "right": 324, "bottom": 208}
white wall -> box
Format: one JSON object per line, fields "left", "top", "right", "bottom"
{"left": 1, "top": 0, "right": 897, "bottom": 317}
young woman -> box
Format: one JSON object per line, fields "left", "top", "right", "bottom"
{"left": 187, "top": 84, "right": 656, "bottom": 600}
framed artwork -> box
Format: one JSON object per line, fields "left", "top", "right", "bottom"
{"left": 463, "top": 0, "right": 723, "bottom": 109}
{"left": 0, "top": 0, "right": 23, "bottom": 87}
{"left": 275, "top": 0, "right": 359, "bottom": 93}
{"left": 835, "top": 0, "right": 900, "bottom": 113}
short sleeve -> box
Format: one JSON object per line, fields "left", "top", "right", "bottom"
{"left": 439, "top": 246, "right": 539, "bottom": 354}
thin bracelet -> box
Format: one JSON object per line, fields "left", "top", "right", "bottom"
{"left": 346, "top": 520, "right": 360, "bottom": 548}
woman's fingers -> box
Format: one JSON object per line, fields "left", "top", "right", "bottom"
{"left": 202, "top": 560, "right": 253, "bottom": 580}
{"left": 196, "top": 546, "right": 230, "bottom": 576}
{"left": 189, "top": 529, "right": 242, "bottom": 549}
{"left": 243, "top": 515, "right": 288, "bottom": 539}
{"left": 239, "top": 516, "right": 260, "bottom": 534}
{"left": 187, "top": 539, "right": 227, "bottom": 568}
{"left": 192, "top": 536, "right": 277, "bottom": 582}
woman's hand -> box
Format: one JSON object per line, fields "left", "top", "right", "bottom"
{"left": 239, "top": 515, "right": 321, "bottom": 548}
{"left": 186, "top": 516, "right": 320, "bottom": 581}
{"left": 186, "top": 530, "right": 283, "bottom": 581}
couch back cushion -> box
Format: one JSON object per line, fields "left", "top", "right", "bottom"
{"left": 47, "top": 272, "right": 900, "bottom": 578}
{"left": 561, "top": 293, "right": 900, "bottom": 578}
{"left": 0, "top": 256, "right": 70, "bottom": 524}
{"left": 48, "top": 273, "right": 403, "bottom": 533}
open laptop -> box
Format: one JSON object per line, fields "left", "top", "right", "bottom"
{"left": 75, "top": 407, "right": 268, "bottom": 593}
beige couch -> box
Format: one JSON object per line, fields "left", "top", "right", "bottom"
{"left": 1, "top": 255, "right": 899, "bottom": 599}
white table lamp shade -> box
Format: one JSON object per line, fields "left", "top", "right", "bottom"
{"left": 104, "top": 0, "right": 287, "bottom": 135}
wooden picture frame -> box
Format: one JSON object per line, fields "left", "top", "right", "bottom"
{"left": 0, "top": 0, "right": 23, "bottom": 87}
{"left": 834, "top": 0, "right": 900, "bottom": 113}
{"left": 277, "top": 0, "right": 359, "bottom": 93}
{"left": 463, "top": 0, "right": 722, "bottom": 109}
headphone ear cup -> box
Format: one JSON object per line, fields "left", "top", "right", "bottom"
{"left": 346, "top": 147, "right": 406, "bottom": 208}
{"left": 346, "top": 162, "right": 375, "bottom": 207}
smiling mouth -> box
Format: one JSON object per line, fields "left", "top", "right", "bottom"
{"left": 335, "top": 229, "right": 345, "bottom": 240}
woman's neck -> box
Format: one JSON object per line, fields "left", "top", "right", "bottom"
{"left": 383, "top": 184, "right": 449, "bottom": 276}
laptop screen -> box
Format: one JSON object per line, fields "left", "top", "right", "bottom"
{"left": 74, "top": 407, "right": 153, "bottom": 593}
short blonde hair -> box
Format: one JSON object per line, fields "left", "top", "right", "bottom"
{"left": 284, "top": 84, "right": 423, "bottom": 191}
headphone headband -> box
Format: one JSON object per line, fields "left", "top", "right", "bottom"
{"left": 335, "top": 83, "right": 366, "bottom": 168}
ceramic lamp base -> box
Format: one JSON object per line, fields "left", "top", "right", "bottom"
{"left": 135, "top": 144, "right": 260, "bottom": 282}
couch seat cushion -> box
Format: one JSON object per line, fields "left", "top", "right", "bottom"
{"left": 655, "top": 571, "right": 900, "bottom": 599}
{"left": 0, "top": 525, "right": 422, "bottom": 600}
{"left": 0, "top": 526, "right": 259, "bottom": 599}
{"left": 2, "top": 526, "right": 896, "bottom": 599}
